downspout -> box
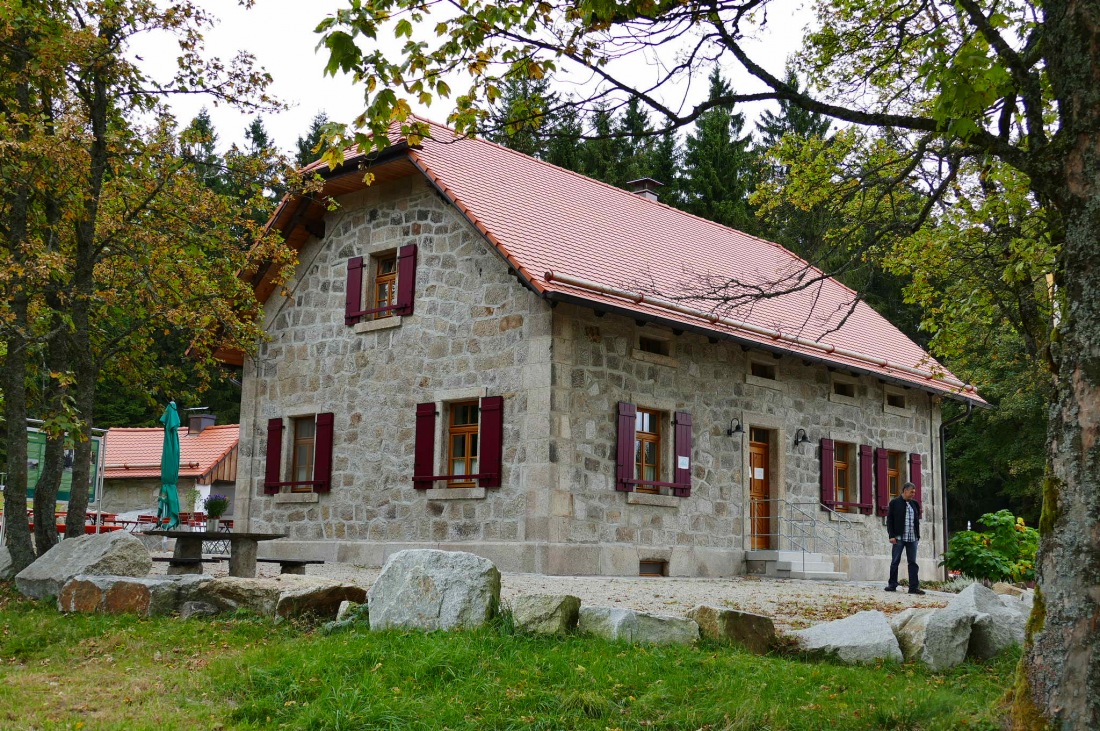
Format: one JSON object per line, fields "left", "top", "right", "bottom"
{"left": 939, "top": 401, "right": 974, "bottom": 577}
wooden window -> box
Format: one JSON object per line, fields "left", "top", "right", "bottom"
{"left": 372, "top": 254, "right": 398, "bottom": 319}
{"left": 750, "top": 361, "right": 777, "bottom": 380}
{"left": 634, "top": 409, "right": 661, "bottom": 493}
{"left": 833, "top": 380, "right": 856, "bottom": 398}
{"left": 447, "top": 401, "right": 480, "bottom": 487}
{"left": 834, "top": 441, "right": 853, "bottom": 511}
{"left": 638, "top": 336, "right": 670, "bottom": 356}
{"left": 290, "top": 417, "right": 316, "bottom": 493}
{"left": 887, "top": 450, "right": 903, "bottom": 501}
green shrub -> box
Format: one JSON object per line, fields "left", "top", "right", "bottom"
{"left": 941, "top": 509, "right": 1039, "bottom": 583}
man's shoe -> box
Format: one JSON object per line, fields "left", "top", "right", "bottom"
{"left": 884, "top": 586, "right": 897, "bottom": 592}
{"left": 908, "top": 589, "right": 926, "bottom": 595}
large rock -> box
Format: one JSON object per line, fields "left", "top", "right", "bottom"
{"left": 58, "top": 575, "right": 212, "bottom": 616}
{"left": 948, "top": 582, "right": 1024, "bottom": 659}
{"left": 367, "top": 549, "right": 500, "bottom": 631}
{"left": 792, "top": 610, "right": 903, "bottom": 664}
{"left": 686, "top": 605, "right": 775, "bottom": 654}
{"left": 578, "top": 606, "right": 699, "bottom": 645}
{"left": 199, "top": 575, "right": 366, "bottom": 619}
{"left": 15, "top": 532, "right": 152, "bottom": 599}
{"left": 511, "top": 594, "right": 581, "bottom": 635}
{"left": 992, "top": 582, "right": 1025, "bottom": 597}
{"left": 889, "top": 605, "right": 975, "bottom": 670}
{"left": 0, "top": 547, "right": 14, "bottom": 580}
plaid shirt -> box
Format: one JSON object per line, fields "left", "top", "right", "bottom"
{"left": 902, "top": 500, "right": 917, "bottom": 542}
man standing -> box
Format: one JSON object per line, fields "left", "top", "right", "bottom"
{"left": 885, "top": 482, "right": 925, "bottom": 594}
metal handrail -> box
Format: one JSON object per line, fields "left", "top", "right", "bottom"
{"left": 749, "top": 497, "right": 869, "bottom": 567}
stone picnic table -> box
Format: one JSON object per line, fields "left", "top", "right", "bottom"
{"left": 144, "top": 529, "right": 287, "bottom": 578}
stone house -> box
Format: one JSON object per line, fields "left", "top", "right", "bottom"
{"left": 101, "top": 415, "right": 239, "bottom": 515}
{"left": 220, "top": 119, "right": 985, "bottom": 580}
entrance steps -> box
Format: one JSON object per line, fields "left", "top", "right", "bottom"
{"left": 744, "top": 550, "right": 848, "bottom": 581}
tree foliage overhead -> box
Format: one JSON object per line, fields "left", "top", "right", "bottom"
{"left": 316, "top": 0, "right": 1100, "bottom": 724}
{"left": 0, "top": 0, "right": 294, "bottom": 570}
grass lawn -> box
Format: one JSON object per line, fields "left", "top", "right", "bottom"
{"left": 0, "top": 583, "right": 1014, "bottom": 730}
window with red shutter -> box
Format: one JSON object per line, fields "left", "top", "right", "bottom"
{"left": 395, "top": 244, "right": 417, "bottom": 316}
{"left": 909, "top": 453, "right": 923, "bottom": 508}
{"left": 875, "top": 447, "right": 890, "bottom": 516}
{"left": 313, "top": 413, "right": 334, "bottom": 493}
{"left": 820, "top": 438, "right": 835, "bottom": 508}
{"left": 672, "top": 411, "right": 692, "bottom": 497}
{"left": 858, "top": 444, "right": 874, "bottom": 514}
{"left": 478, "top": 396, "right": 503, "bottom": 488}
{"left": 263, "top": 418, "right": 284, "bottom": 494}
{"left": 615, "top": 402, "right": 637, "bottom": 492}
{"left": 413, "top": 403, "right": 437, "bottom": 489}
{"left": 345, "top": 257, "right": 365, "bottom": 326}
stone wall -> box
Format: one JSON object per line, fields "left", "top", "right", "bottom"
{"left": 237, "top": 175, "right": 554, "bottom": 571}
{"left": 546, "top": 305, "right": 944, "bottom": 580}
{"left": 100, "top": 478, "right": 196, "bottom": 515}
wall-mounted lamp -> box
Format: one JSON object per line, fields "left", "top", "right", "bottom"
{"left": 793, "top": 428, "right": 811, "bottom": 447}
{"left": 727, "top": 418, "right": 744, "bottom": 437}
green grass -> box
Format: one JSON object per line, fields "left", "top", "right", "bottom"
{"left": 0, "top": 583, "right": 1014, "bottom": 730}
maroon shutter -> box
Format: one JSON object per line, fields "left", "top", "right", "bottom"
{"left": 414, "top": 402, "right": 437, "bottom": 489}
{"left": 909, "top": 453, "right": 923, "bottom": 509}
{"left": 858, "top": 444, "right": 873, "bottom": 515}
{"left": 263, "top": 418, "right": 284, "bottom": 494}
{"left": 395, "top": 244, "right": 418, "bottom": 316}
{"left": 479, "top": 396, "right": 503, "bottom": 488}
{"left": 820, "top": 438, "right": 835, "bottom": 508}
{"left": 345, "top": 256, "right": 365, "bottom": 326}
{"left": 875, "top": 447, "right": 889, "bottom": 516}
{"left": 313, "top": 413, "right": 335, "bottom": 493}
{"left": 673, "top": 411, "right": 692, "bottom": 497}
{"left": 615, "top": 402, "right": 637, "bottom": 492}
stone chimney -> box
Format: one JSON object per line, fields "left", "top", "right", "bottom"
{"left": 188, "top": 412, "right": 216, "bottom": 435}
{"left": 626, "top": 177, "right": 664, "bottom": 202}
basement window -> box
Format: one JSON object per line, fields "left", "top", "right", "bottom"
{"left": 639, "top": 559, "right": 668, "bottom": 577}
{"left": 638, "top": 336, "right": 671, "bottom": 357}
{"left": 887, "top": 392, "right": 907, "bottom": 409}
{"left": 833, "top": 381, "right": 856, "bottom": 398}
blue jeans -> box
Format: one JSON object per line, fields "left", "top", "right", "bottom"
{"left": 888, "top": 540, "right": 919, "bottom": 590}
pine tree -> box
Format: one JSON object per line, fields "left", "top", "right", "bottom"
{"left": 616, "top": 97, "right": 655, "bottom": 185}
{"left": 180, "top": 108, "right": 226, "bottom": 193}
{"left": 296, "top": 111, "right": 330, "bottom": 168}
{"left": 486, "top": 76, "right": 559, "bottom": 158}
{"left": 681, "top": 68, "right": 758, "bottom": 232}
{"left": 543, "top": 101, "right": 584, "bottom": 172}
{"left": 578, "top": 103, "right": 627, "bottom": 185}
{"left": 649, "top": 127, "right": 682, "bottom": 207}
{"left": 756, "top": 67, "right": 831, "bottom": 149}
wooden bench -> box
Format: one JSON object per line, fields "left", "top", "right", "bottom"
{"left": 255, "top": 558, "right": 325, "bottom": 575}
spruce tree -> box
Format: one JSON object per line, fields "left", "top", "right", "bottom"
{"left": 296, "top": 111, "right": 330, "bottom": 168}
{"left": 486, "top": 76, "right": 558, "bottom": 158}
{"left": 681, "top": 68, "right": 757, "bottom": 232}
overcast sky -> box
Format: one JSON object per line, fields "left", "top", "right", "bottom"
{"left": 131, "top": 0, "right": 808, "bottom": 157}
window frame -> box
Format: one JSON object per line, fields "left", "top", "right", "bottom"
{"left": 833, "top": 441, "right": 854, "bottom": 512}
{"left": 887, "top": 449, "right": 903, "bottom": 502}
{"left": 634, "top": 408, "right": 663, "bottom": 494}
{"left": 289, "top": 416, "right": 317, "bottom": 493}
{"left": 371, "top": 252, "right": 399, "bottom": 320}
{"left": 446, "top": 400, "right": 481, "bottom": 487}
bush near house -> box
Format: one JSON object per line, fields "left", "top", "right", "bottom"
{"left": 941, "top": 509, "right": 1039, "bottom": 584}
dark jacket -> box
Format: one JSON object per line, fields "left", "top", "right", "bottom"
{"left": 886, "top": 496, "right": 921, "bottom": 541}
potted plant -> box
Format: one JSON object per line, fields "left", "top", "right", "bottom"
{"left": 203, "top": 493, "right": 230, "bottom": 532}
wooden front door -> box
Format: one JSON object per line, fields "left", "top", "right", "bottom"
{"left": 749, "top": 428, "right": 772, "bottom": 550}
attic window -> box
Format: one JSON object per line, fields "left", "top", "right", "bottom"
{"left": 750, "top": 362, "right": 777, "bottom": 380}
{"left": 639, "top": 559, "right": 668, "bottom": 577}
{"left": 886, "top": 392, "right": 907, "bottom": 409}
{"left": 833, "top": 381, "right": 856, "bottom": 398}
{"left": 638, "top": 336, "right": 670, "bottom": 357}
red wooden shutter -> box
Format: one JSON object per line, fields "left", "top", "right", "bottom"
{"left": 615, "top": 402, "right": 637, "bottom": 492}
{"left": 264, "top": 418, "right": 284, "bottom": 494}
{"left": 313, "top": 413, "right": 335, "bottom": 493}
{"left": 820, "top": 438, "right": 835, "bottom": 508}
{"left": 875, "top": 447, "right": 889, "bottom": 516}
{"left": 858, "top": 444, "right": 874, "bottom": 515}
{"left": 345, "top": 256, "right": 365, "bottom": 326}
{"left": 909, "top": 453, "right": 923, "bottom": 509}
{"left": 414, "top": 402, "right": 437, "bottom": 489}
{"left": 395, "top": 244, "right": 418, "bottom": 316}
{"left": 673, "top": 411, "right": 692, "bottom": 497}
{"left": 479, "top": 396, "right": 503, "bottom": 488}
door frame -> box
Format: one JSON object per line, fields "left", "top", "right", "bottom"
{"left": 740, "top": 413, "right": 787, "bottom": 552}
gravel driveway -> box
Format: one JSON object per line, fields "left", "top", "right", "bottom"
{"left": 153, "top": 555, "right": 949, "bottom": 630}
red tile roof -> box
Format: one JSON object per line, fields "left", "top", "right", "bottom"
{"left": 263, "top": 117, "right": 983, "bottom": 404}
{"left": 103, "top": 424, "right": 239, "bottom": 481}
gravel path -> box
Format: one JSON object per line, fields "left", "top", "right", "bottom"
{"left": 150, "top": 553, "right": 949, "bottom": 630}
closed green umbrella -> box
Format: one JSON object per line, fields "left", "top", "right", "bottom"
{"left": 156, "top": 401, "right": 181, "bottom": 529}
